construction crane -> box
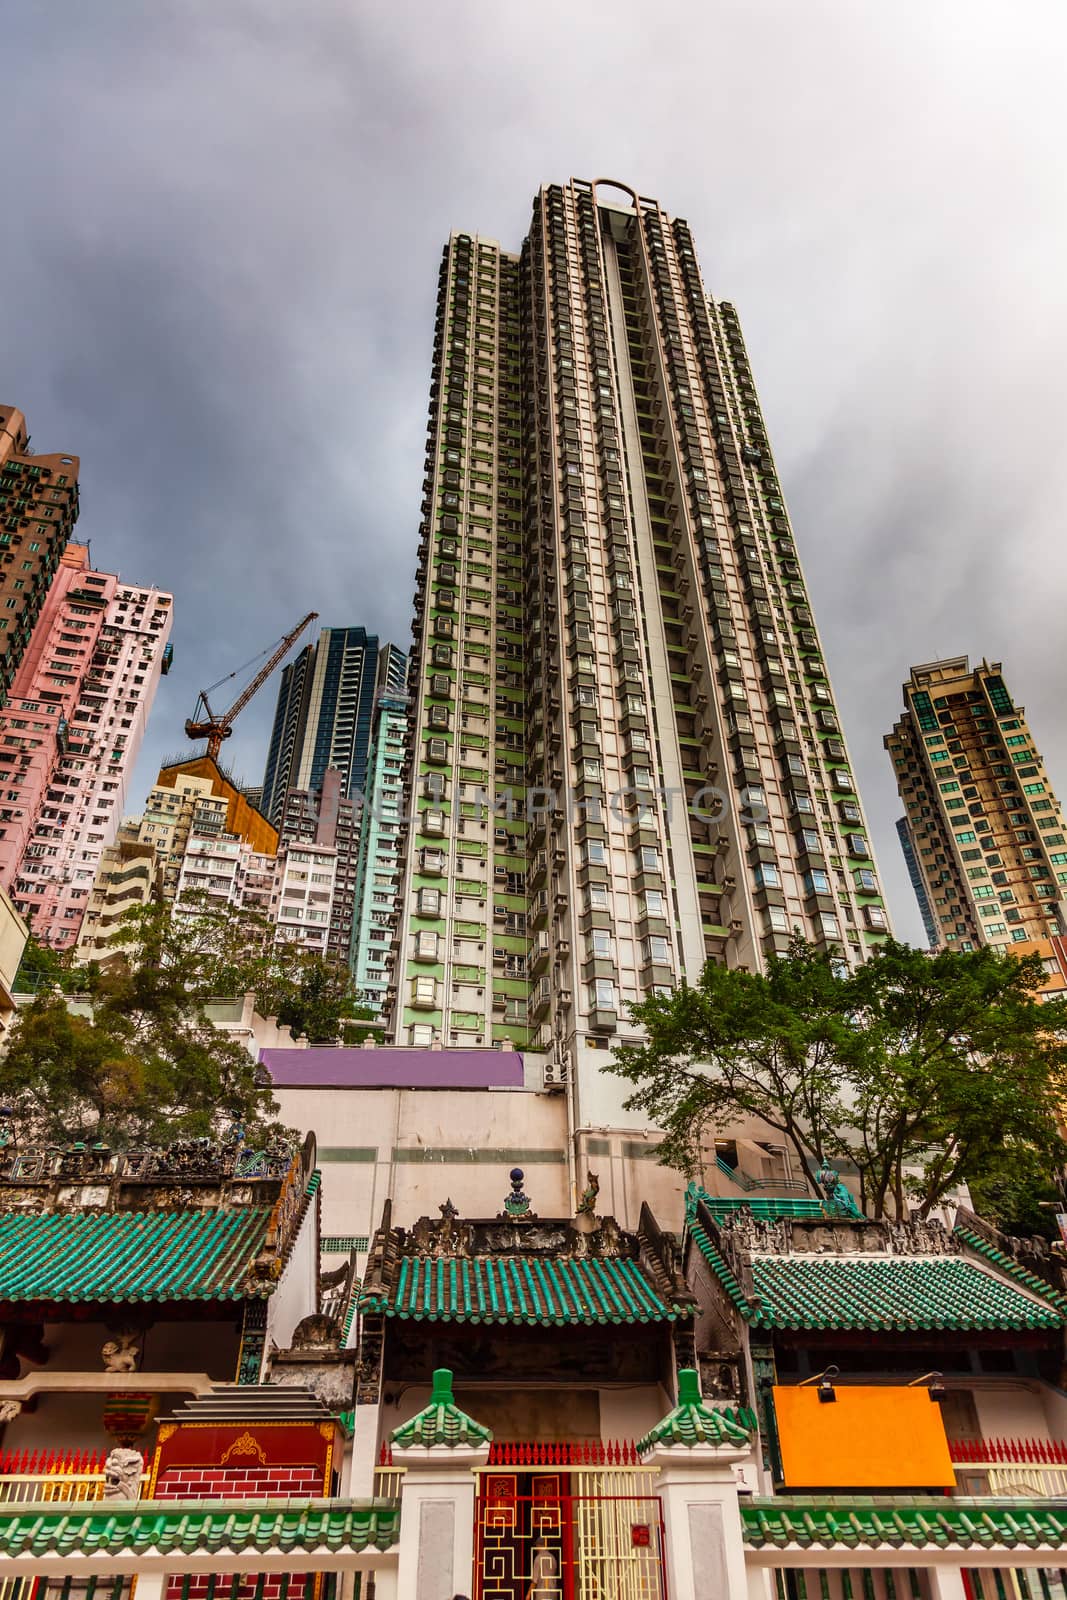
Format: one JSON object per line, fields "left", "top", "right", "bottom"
{"left": 185, "top": 611, "right": 318, "bottom": 763}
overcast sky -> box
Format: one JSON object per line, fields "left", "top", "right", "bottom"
{"left": 5, "top": 0, "right": 1067, "bottom": 944}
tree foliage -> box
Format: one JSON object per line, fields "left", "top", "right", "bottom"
{"left": 0, "top": 895, "right": 362, "bottom": 1146}
{"left": 13, "top": 932, "right": 97, "bottom": 997}
{"left": 609, "top": 937, "right": 1067, "bottom": 1220}
{"left": 94, "top": 895, "right": 362, "bottom": 1043}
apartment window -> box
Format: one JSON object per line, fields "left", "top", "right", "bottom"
{"left": 590, "top": 929, "right": 613, "bottom": 959}
{"left": 955, "top": 831, "right": 976, "bottom": 844}
{"left": 1024, "top": 783, "right": 1046, "bottom": 796}
{"left": 585, "top": 884, "right": 610, "bottom": 912}
{"left": 639, "top": 846, "right": 661, "bottom": 873}
{"left": 643, "top": 935, "right": 671, "bottom": 964}
{"left": 643, "top": 889, "right": 667, "bottom": 917}
{"left": 592, "top": 978, "right": 616, "bottom": 1011}
{"left": 416, "top": 887, "right": 441, "bottom": 916}
{"left": 766, "top": 905, "right": 790, "bottom": 932}
{"left": 817, "top": 912, "right": 840, "bottom": 939}
{"left": 854, "top": 868, "right": 878, "bottom": 893}
{"left": 583, "top": 839, "right": 607, "bottom": 867}
{"left": 754, "top": 863, "right": 780, "bottom": 889}
{"left": 414, "top": 930, "right": 439, "bottom": 960}
{"left": 410, "top": 976, "right": 438, "bottom": 1008}
{"left": 863, "top": 905, "right": 889, "bottom": 931}
{"left": 804, "top": 869, "right": 831, "bottom": 896}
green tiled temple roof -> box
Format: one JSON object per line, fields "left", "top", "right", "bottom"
{"left": 360, "top": 1253, "right": 682, "bottom": 1324}
{"left": 638, "top": 1368, "right": 752, "bottom": 1454}
{"left": 0, "top": 1207, "right": 273, "bottom": 1303}
{"left": 685, "top": 1216, "right": 751, "bottom": 1312}
{"left": 742, "top": 1496, "right": 1067, "bottom": 1550}
{"left": 744, "top": 1255, "right": 1065, "bottom": 1331}
{"left": 953, "top": 1226, "right": 1067, "bottom": 1313}
{"left": 0, "top": 1498, "right": 400, "bottom": 1561}
{"left": 391, "top": 1367, "right": 493, "bottom": 1449}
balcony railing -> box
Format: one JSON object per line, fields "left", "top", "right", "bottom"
{"left": 715, "top": 1154, "right": 808, "bottom": 1195}
{"left": 0, "top": 1447, "right": 120, "bottom": 1505}
{"left": 950, "top": 1437, "right": 1067, "bottom": 1499}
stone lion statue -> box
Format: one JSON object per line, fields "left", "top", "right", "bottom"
{"left": 101, "top": 1330, "right": 140, "bottom": 1373}
{"left": 103, "top": 1446, "right": 144, "bottom": 1501}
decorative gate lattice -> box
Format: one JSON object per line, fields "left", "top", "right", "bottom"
{"left": 474, "top": 1471, "right": 667, "bottom": 1599}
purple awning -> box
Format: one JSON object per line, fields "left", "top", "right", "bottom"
{"left": 259, "top": 1046, "right": 525, "bottom": 1089}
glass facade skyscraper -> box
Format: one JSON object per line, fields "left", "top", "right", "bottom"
{"left": 261, "top": 627, "right": 406, "bottom": 826}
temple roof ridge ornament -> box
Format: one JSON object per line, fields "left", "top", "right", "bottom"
{"left": 389, "top": 1367, "right": 492, "bottom": 1450}
{"left": 637, "top": 1368, "right": 751, "bottom": 1455}
{"left": 502, "top": 1166, "right": 532, "bottom": 1218}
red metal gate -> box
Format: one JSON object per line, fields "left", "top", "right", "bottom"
{"left": 474, "top": 1471, "right": 667, "bottom": 1599}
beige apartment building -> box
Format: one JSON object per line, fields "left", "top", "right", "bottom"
{"left": 388, "top": 178, "right": 891, "bottom": 1182}
{"left": 887, "top": 657, "right": 1067, "bottom": 951}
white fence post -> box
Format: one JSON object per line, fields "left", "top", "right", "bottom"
{"left": 639, "top": 1369, "right": 753, "bottom": 1600}
{"left": 389, "top": 1368, "right": 491, "bottom": 1600}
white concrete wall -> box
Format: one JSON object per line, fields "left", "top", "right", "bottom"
{"left": 267, "top": 1198, "right": 319, "bottom": 1348}
{"left": 972, "top": 1381, "right": 1051, "bottom": 1443}
{"left": 274, "top": 1084, "right": 570, "bottom": 1236}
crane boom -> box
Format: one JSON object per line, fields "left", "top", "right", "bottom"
{"left": 185, "top": 611, "right": 318, "bottom": 762}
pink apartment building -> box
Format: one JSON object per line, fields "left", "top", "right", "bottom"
{"left": 0, "top": 544, "right": 173, "bottom": 950}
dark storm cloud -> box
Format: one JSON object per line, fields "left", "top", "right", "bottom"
{"left": 4, "top": 0, "right": 1066, "bottom": 940}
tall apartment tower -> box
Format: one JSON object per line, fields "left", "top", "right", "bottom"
{"left": 350, "top": 686, "right": 410, "bottom": 1011}
{"left": 0, "top": 405, "right": 81, "bottom": 705}
{"left": 260, "top": 629, "right": 407, "bottom": 825}
{"left": 886, "top": 657, "right": 1067, "bottom": 951}
{"left": 388, "top": 179, "right": 890, "bottom": 1101}
{"left": 0, "top": 546, "right": 173, "bottom": 949}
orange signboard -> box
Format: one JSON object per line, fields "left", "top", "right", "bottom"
{"left": 773, "top": 1384, "right": 955, "bottom": 1488}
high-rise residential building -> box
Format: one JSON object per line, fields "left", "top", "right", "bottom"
{"left": 260, "top": 629, "right": 407, "bottom": 826}
{"left": 74, "top": 825, "right": 160, "bottom": 966}
{"left": 276, "top": 767, "right": 360, "bottom": 966}
{"left": 0, "top": 545, "right": 173, "bottom": 949}
{"left": 268, "top": 841, "right": 338, "bottom": 957}
{"left": 0, "top": 405, "right": 81, "bottom": 706}
{"left": 388, "top": 179, "right": 890, "bottom": 1097}
{"left": 886, "top": 656, "right": 1067, "bottom": 952}
{"left": 350, "top": 687, "right": 409, "bottom": 1010}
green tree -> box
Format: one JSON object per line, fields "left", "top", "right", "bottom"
{"left": 0, "top": 989, "right": 279, "bottom": 1147}
{"left": 0, "top": 897, "right": 289, "bottom": 1146}
{"left": 609, "top": 937, "right": 1067, "bottom": 1220}
{"left": 254, "top": 946, "right": 361, "bottom": 1044}
{"left": 13, "top": 932, "right": 98, "bottom": 997}
{"left": 95, "top": 896, "right": 361, "bottom": 1043}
